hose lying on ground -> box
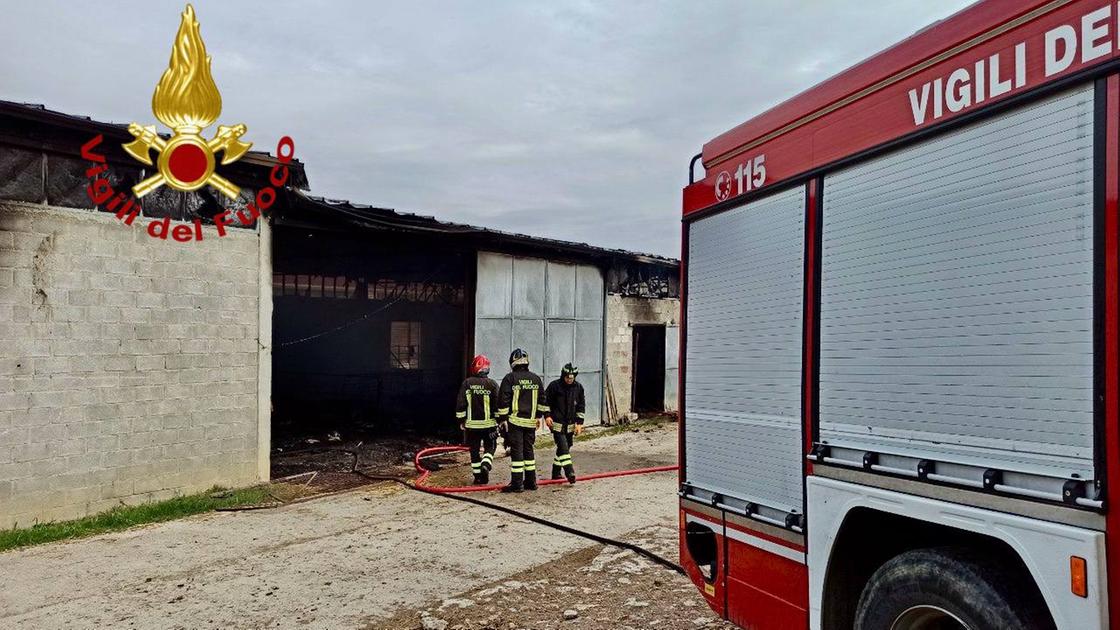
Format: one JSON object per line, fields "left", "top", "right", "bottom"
{"left": 411, "top": 445, "right": 679, "bottom": 494}
{"left": 225, "top": 444, "right": 685, "bottom": 575}
{"left": 350, "top": 450, "right": 684, "bottom": 575}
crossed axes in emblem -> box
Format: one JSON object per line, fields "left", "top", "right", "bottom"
{"left": 124, "top": 123, "right": 252, "bottom": 200}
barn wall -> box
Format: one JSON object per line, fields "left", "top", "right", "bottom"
{"left": 0, "top": 202, "right": 266, "bottom": 528}
{"left": 604, "top": 295, "right": 680, "bottom": 422}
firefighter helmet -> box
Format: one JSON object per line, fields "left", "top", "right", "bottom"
{"left": 509, "top": 348, "right": 530, "bottom": 367}
{"left": 470, "top": 354, "right": 491, "bottom": 376}
{"left": 561, "top": 363, "right": 579, "bottom": 377}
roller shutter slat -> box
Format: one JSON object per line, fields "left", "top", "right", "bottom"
{"left": 685, "top": 187, "right": 806, "bottom": 514}
{"left": 818, "top": 85, "right": 1096, "bottom": 479}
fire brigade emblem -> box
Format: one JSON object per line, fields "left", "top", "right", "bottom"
{"left": 715, "top": 170, "right": 733, "bottom": 201}
{"left": 122, "top": 4, "right": 251, "bottom": 200}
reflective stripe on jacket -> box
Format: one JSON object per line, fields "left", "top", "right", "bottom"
{"left": 498, "top": 368, "right": 548, "bottom": 429}
{"left": 455, "top": 376, "right": 500, "bottom": 429}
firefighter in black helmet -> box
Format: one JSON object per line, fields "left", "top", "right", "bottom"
{"left": 497, "top": 348, "right": 548, "bottom": 493}
{"left": 545, "top": 363, "right": 585, "bottom": 484}
{"left": 455, "top": 354, "right": 500, "bottom": 485}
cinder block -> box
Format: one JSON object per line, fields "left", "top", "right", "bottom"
{"left": 135, "top": 355, "right": 165, "bottom": 371}
{"left": 0, "top": 392, "right": 31, "bottom": 412}
{"left": 86, "top": 306, "right": 122, "bottom": 323}
{"left": 98, "top": 356, "right": 135, "bottom": 372}
{"left": 12, "top": 442, "right": 53, "bottom": 464}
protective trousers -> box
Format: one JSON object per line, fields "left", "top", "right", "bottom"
{"left": 505, "top": 425, "right": 537, "bottom": 490}
{"left": 552, "top": 430, "right": 575, "bottom": 480}
{"left": 466, "top": 428, "right": 497, "bottom": 483}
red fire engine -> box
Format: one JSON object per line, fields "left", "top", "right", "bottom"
{"left": 678, "top": 1, "right": 1120, "bottom": 628}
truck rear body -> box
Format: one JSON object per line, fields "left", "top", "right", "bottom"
{"left": 679, "top": 2, "right": 1120, "bottom": 627}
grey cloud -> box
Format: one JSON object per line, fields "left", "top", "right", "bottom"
{"left": 0, "top": 0, "right": 974, "bottom": 256}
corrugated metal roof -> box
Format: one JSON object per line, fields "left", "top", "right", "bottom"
{"left": 0, "top": 100, "right": 310, "bottom": 189}
{"left": 285, "top": 191, "right": 678, "bottom": 267}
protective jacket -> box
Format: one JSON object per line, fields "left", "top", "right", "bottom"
{"left": 545, "top": 379, "right": 586, "bottom": 433}
{"left": 498, "top": 366, "right": 548, "bottom": 429}
{"left": 455, "top": 376, "right": 500, "bottom": 429}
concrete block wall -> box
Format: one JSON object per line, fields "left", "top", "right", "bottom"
{"left": 0, "top": 202, "right": 267, "bottom": 528}
{"left": 604, "top": 294, "right": 679, "bottom": 423}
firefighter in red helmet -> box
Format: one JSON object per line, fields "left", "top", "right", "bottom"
{"left": 455, "top": 354, "right": 501, "bottom": 484}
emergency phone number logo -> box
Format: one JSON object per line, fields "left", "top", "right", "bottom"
{"left": 81, "top": 4, "right": 295, "bottom": 243}
{"left": 714, "top": 154, "right": 766, "bottom": 202}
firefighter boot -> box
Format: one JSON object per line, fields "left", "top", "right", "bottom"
{"left": 524, "top": 469, "right": 538, "bottom": 491}
{"left": 551, "top": 465, "right": 563, "bottom": 480}
{"left": 479, "top": 469, "right": 489, "bottom": 485}
{"left": 472, "top": 472, "right": 485, "bottom": 485}
{"left": 501, "top": 472, "right": 523, "bottom": 493}
{"left": 565, "top": 464, "right": 576, "bottom": 485}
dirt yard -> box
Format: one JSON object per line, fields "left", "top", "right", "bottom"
{"left": 0, "top": 423, "right": 724, "bottom": 629}
{"left": 373, "top": 523, "right": 735, "bottom": 630}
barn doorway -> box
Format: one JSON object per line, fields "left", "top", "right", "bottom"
{"left": 632, "top": 325, "right": 666, "bottom": 413}
{"left": 270, "top": 225, "right": 469, "bottom": 449}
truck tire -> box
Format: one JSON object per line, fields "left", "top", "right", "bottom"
{"left": 854, "top": 547, "right": 1054, "bottom": 630}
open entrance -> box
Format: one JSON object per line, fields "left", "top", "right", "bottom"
{"left": 632, "top": 324, "right": 666, "bottom": 413}
{"left": 270, "top": 226, "right": 469, "bottom": 480}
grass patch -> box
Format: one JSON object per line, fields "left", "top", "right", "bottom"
{"left": 0, "top": 485, "right": 274, "bottom": 554}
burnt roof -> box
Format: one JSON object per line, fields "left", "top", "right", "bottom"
{"left": 276, "top": 190, "right": 678, "bottom": 268}
{"left": 0, "top": 100, "right": 677, "bottom": 267}
{"left": 0, "top": 100, "right": 310, "bottom": 190}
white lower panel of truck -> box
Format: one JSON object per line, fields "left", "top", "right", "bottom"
{"left": 817, "top": 85, "right": 1097, "bottom": 487}
{"left": 685, "top": 186, "right": 806, "bottom": 519}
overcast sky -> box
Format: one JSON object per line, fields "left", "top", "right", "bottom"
{"left": 1, "top": 1, "right": 975, "bottom": 257}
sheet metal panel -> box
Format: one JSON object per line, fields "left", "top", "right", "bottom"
{"left": 476, "top": 252, "right": 512, "bottom": 318}
{"left": 513, "top": 258, "right": 547, "bottom": 319}
{"left": 574, "top": 319, "right": 603, "bottom": 372}
{"left": 576, "top": 265, "right": 604, "bottom": 320}
{"left": 545, "top": 320, "right": 575, "bottom": 375}
{"left": 547, "top": 262, "right": 577, "bottom": 319}
{"left": 475, "top": 252, "right": 605, "bottom": 423}
{"left": 512, "top": 319, "right": 545, "bottom": 373}
{"left": 685, "top": 186, "right": 807, "bottom": 514}
{"left": 475, "top": 318, "right": 512, "bottom": 375}
{"left": 818, "top": 85, "right": 1096, "bottom": 479}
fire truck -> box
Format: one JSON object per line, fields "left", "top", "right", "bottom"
{"left": 678, "top": 1, "right": 1120, "bottom": 628}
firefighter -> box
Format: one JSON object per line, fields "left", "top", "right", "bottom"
{"left": 455, "top": 355, "right": 500, "bottom": 485}
{"left": 497, "top": 348, "right": 548, "bottom": 493}
{"left": 545, "top": 363, "right": 585, "bottom": 484}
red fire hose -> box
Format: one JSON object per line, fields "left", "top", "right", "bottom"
{"left": 413, "top": 445, "right": 678, "bottom": 493}
{"left": 346, "top": 445, "right": 686, "bottom": 574}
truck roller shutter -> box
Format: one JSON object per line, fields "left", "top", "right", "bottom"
{"left": 818, "top": 85, "right": 1096, "bottom": 481}
{"left": 685, "top": 186, "right": 806, "bottom": 515}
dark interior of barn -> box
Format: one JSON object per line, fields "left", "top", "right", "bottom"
{"left": 270, "top": 224, "right": 470, "bottom": 454}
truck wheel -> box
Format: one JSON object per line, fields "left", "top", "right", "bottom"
{"left": 854, "top": 547, "right": 1053, "bottom": 630}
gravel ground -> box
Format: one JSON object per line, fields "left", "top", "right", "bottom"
{"left": 0, "top": 423, "right": 694, "bottom": 630}
{"left": 372, "top": 523, "right": 734, "bottom": 630}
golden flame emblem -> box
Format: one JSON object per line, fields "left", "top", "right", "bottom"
{"left": 123, "top": 4, "right": 251, "bottom": 199}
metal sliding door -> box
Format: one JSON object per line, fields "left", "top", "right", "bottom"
{"left": 475, "top": 252, "right": 604, "bottom": 424}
